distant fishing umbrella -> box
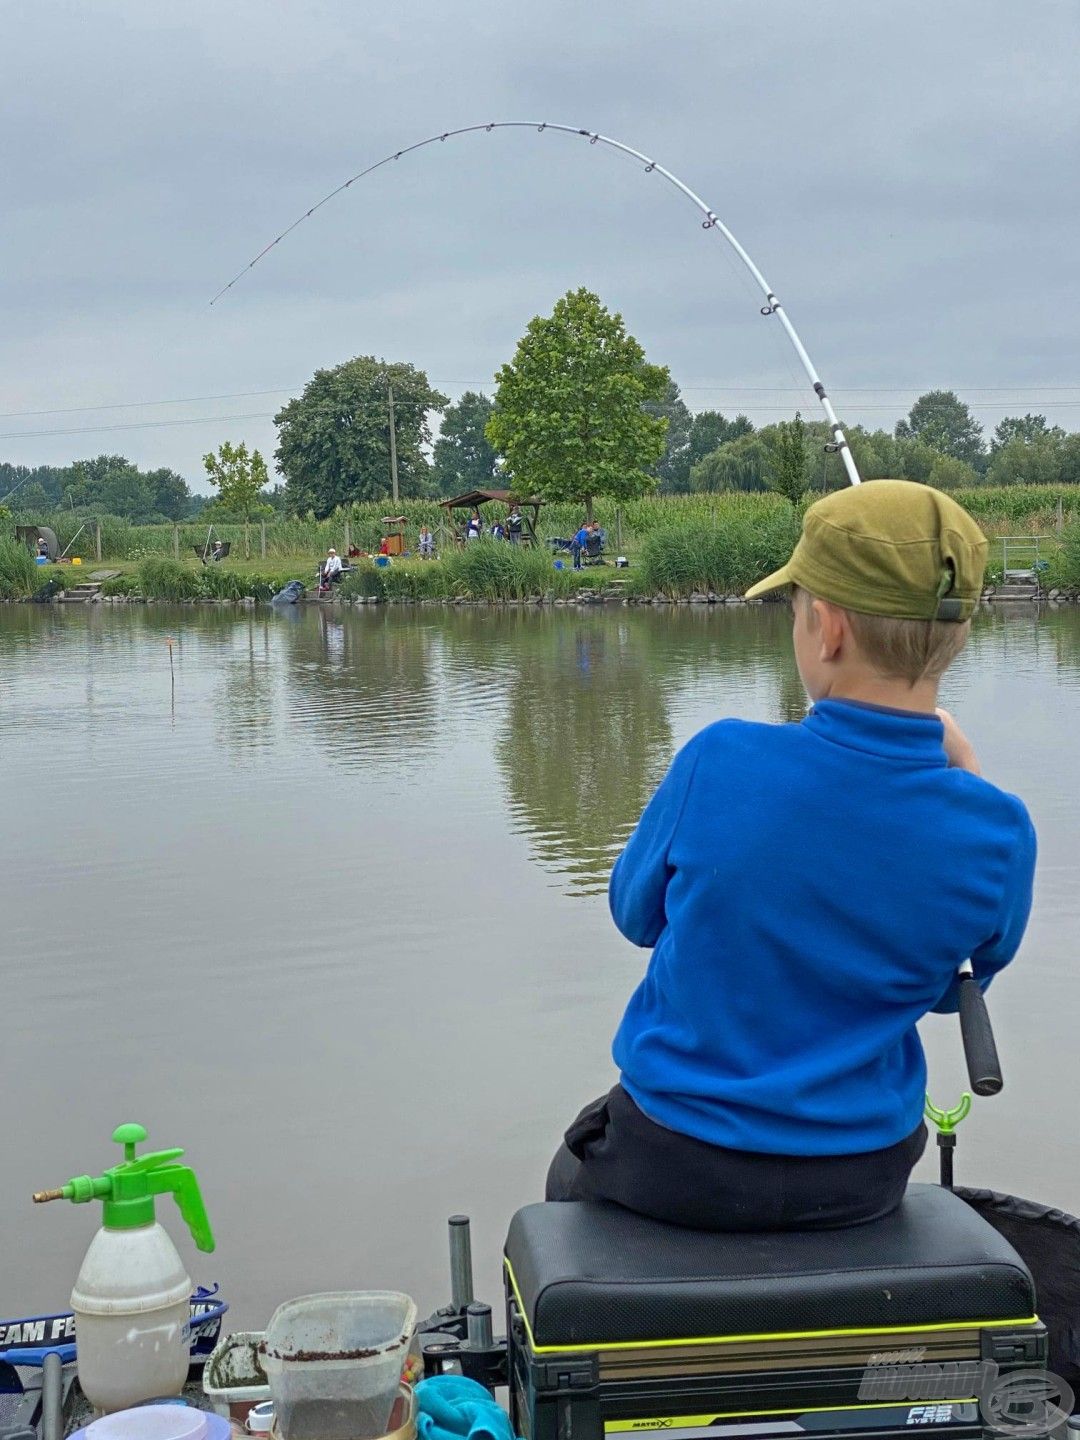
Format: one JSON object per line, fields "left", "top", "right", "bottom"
{"left": 210, "top": 121, "right": 862, "bottom": 487}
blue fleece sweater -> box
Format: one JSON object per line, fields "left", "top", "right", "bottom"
{"left": 610, "top": 700, "right": 1036, "bottom": 1156}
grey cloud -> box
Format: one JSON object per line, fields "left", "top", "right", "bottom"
{"left": 1, "top": 0, "right": 1077, "bottom": 484}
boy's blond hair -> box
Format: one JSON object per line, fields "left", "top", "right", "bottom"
{"left": 796, "top": 587, "right": 970, "bottom": 685}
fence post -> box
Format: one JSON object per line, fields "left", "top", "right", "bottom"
{"left": 244, "top": 521, "right": 250, "bottom": 560}
{"left": 260, "top": 521, "right": 267, "bottom": 559}
{"left": 1057, "top": 497, "right": 1064, "bottom": 536}
{"left": 344, "top": 518, "right": 351, "bottom": 555}
{"left": 615, "top": 507, "right": 623, "bottom": 552}
{"left": 94, "top": 521, "right": 102, "bottom": 562}
{"left": 173, "top": 524, "right": 180, "bottom": 560}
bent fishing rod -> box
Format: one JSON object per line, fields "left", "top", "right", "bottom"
{"left": 211, "top": 119, "right": 1003, "bottom": 1096}
{"left": 210, "top": 119, "right": 862, "bottom": 487}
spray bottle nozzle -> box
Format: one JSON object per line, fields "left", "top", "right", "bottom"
{"left": 33, "top": 1122, "right": 215, "bottom": 1254}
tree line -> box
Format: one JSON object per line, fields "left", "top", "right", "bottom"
{"left": 4, "top": 287, "right": 1080, "bottom": 524}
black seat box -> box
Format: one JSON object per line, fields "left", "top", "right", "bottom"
{"left": 504, "top": 1186, "right": 1043, "bottom": 1440}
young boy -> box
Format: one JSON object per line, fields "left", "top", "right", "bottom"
{"left": 547, "top": 481, "right": 1036, "bottom": 1231}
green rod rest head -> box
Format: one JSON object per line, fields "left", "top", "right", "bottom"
{"left": 925, "top": 1092, "right": 972, "bottom": 1135}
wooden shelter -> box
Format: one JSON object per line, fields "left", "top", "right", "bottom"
{"left": 439, "top": 489, "right": 542, "bottom": 546}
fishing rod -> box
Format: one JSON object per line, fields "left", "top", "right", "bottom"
{"left": 210, "top": 120, "right": 862, "bottom": 488}
{"left": 211, "top": 122, "right": 1008, "bottom": 1094}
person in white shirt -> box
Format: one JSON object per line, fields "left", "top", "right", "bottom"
{"left": 321, "top": 547, "right": 343, "bottom": 586}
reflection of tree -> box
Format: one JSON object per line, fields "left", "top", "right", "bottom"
{"left": 279, "top": 607, "right": 440, "bottom": 773}
{"left": 214, "top": 616, "right": 278, "bottom": 756}
{"left": 1046, "top": 607, "right": 1080, "bottom": 677}
{"left": 493, "top": 614, "right": 674, "bottom": 895}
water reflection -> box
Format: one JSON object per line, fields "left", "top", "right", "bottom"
{"left": 3, "top": 601, "right": 1080, "bottom": 1329}
{"left": 492, "top": 615, "right": 674, "bottom": 895}
{"left": 277, "top": 608, "right": 443, "bottom": 773}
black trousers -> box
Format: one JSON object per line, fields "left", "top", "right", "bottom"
{"left": 546, "top": 1085, "right": 927, "bottom": 1231}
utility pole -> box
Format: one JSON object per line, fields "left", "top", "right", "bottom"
{"left": 387, "top": 383, "right": 400, "bottom": 506}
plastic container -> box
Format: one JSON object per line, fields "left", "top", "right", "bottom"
{"left": 69, "top": 1405, "right": 233, "bottom": 1439}
{"left": 261, "top": 1292, "right": 416, "bottom": 1440}
{"left": 269, "top": 1384, "right": 413, "bottom": 1440}
{"left": 246, "top": 1400, "right": 275, "bottom": 1433}
{"left": 204, "top": 1331, "right": 271, "bottom": 1418}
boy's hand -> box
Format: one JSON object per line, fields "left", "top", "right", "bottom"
{"left": 937, "top": 708, "right": 981, "bottom": 775}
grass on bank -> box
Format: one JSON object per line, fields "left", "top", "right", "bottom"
{"left": 9, "top": 500, "right": 1080, "bottom": 603}
{"left": 20, "top": 485, "right": 1080, "bottom": 569}
{"left": 0, "top": 535, "right": 38, "bottom": 598}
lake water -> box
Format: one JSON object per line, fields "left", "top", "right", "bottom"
{"left": 2, "top": 601, "right": 1079, "bottom": 1330}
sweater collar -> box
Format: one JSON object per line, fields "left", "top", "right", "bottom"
{"left": 802, "top": 698, "right": 947, "bottom": 765}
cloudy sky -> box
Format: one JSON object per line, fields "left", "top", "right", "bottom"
{"left": 2, "top": 0, "right": 1077, "bottom": 492}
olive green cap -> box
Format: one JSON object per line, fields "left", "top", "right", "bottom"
{"left": 745, "top": 480, "right": 987, "bottom": 621}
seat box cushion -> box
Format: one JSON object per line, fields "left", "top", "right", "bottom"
{"left": 505, "top": 1184, "right": 1035, "bottom": 1347}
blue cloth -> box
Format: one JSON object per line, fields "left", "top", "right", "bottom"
{"left": 610, "top": 699, "right": 1036, "bottom": 1157}
{"left": 574, "top": 527, "right": 589, "bottom": 546}
{"left": 415, "top": 1376, "right": 518, "bottom": 1440}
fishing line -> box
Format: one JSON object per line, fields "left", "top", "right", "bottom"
{"left": 210, "top": 121, "right": 864, "bottom": 486}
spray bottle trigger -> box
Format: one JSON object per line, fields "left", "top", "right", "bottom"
{"left": 148, "top": 1167, "right": 216, "bottom": 1254}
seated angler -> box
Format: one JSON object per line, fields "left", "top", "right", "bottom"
{"left": 321, "top": 546, "right": 343, "bottom": 585}
{"left": 547, "top": 482, "right": 1036, "bottom": 1231}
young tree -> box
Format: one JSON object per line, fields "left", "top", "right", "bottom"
{"left": 202, "top": 442, "right": 271, "bottom": 522}
{"left": 275, "top": 357, "right": 448, "bottom": 516}
{"left": 486, "top": 288, "right": 669, "bottom": 518}
{"left": 433, "top": 391, "right": 499, "bottom": 495}
{"left": 895, "top": 391, "right": 984, "bottom": 468}
{"left": 765, "top": 413, "right": 810, "bottom": 502}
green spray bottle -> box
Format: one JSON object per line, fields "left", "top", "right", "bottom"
{"left": 34, "top": 1122, "right": 215, "bottom": 1414}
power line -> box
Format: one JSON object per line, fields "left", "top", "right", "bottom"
{"left": 0, "top": 388, "right": 300, "bottom": 420}
{"left": 3, "top": 382, "right": 1080, "bottom": 423}
{"left": 4, "top": 400, "right": 1080, "bottom": 444}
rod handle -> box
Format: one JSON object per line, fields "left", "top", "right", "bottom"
{"left": 958, "top": 969, "right": 1003, "bottom": 1097}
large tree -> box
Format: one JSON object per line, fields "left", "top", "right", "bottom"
{"left": 690, "top": 433, "right": 769, "bottom": 493}
{"left": 433, "top": 391, "right": 499, "bottom": 495}
{"left": 487, "top": 288, "right": 669, "bottom": 518}
{"left": 689, "top": 410, "right": 754, "bottom": 467}
{"left": 990, "top": 414, "right": 1065, "bottom": 455}
{"left": 645, "top": 380, "right": 693, "bottom": 492}
{"left": 66, "top": 455, "right": 193, "bottom": 522}
{"left": 275, "top": 356, "right": 448, "bottom": 516}
{"left": 895, "top": 390, "right": 984, "bottom": 468}
{"left": 2, "top": 457, "right": 193, "bottom": 520}
{"left": 147, "top": 468, "right": 192, "bottom": 520}
{"left": 986, "top": 435, "right": 1067, "bottom": 487}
